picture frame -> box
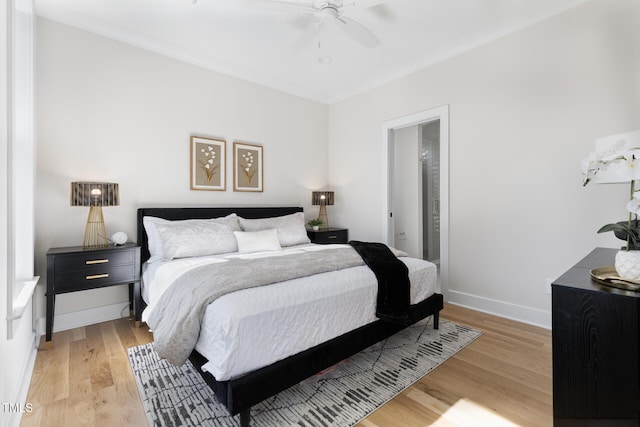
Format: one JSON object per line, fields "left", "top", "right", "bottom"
{"left": 233, "top": 141, "right": 263, "bottom": 192}
{"left": 190, "top": 136, "right": 226, "bottom": 191}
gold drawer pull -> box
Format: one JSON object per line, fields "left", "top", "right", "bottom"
{"left": 328, "top": 235, "right": 338, "bottom": 239}
{"left": 86, "top": 273, "right": 109, "bottom": 280}
{"left": 86, "top": 259, "right": 109, "bottom": 265}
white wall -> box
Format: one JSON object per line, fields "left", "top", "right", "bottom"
{"left": 328, "top": 0, "right": 640, "bottom": 328}
{"left": 34, "top": 18, "right": 329, "bottom": 329}
{"left": 392, "top": 125, "right": 421, "bottom": 258}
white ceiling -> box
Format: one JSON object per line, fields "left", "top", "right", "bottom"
{"left": 33, "top": 0, "right": 588, "bottom": 104}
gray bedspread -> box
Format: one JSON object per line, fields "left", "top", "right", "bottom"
{"left": 147, "top": 246, "right": 386, "bottom": 366}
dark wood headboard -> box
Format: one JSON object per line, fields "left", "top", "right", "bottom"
{"left": 136, "top": 206, "right": 304, "bottom": 263}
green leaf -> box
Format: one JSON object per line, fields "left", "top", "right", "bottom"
{"left": 597, "top": 222, "right": 640, "bottom": 250}
{"left": 597, "top": 223, "right": 630, "bottom": 234}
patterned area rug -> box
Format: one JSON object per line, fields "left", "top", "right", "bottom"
{"left": 128, "top": 318, "right": 481, "bottom": 427}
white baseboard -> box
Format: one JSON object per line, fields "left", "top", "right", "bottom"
{"left": 447, "top": 290, "right": 551, "bottom": 329}
{"left": 7, "top": 335, "right": 38, "bottom": 427}
{"left": 36, "top": 301, "right": 131, "bottom": 337}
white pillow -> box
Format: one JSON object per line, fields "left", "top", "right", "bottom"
{"left": 143, "top": 214, "right": 240, "bottom": 262}
{"left": 234, "top": 229, "right": 282, "bottom": 254}
{"left": 155, "top": 221, "right": 239, "bottom": 260}
{"left": 238, "top": 212, "right": 310, "bottom": 247}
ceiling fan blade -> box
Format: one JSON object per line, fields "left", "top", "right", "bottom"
{"left": 341, "top": 0, "right": 385, "bottom": 9}
{"left": 335, "top": 15, "right": 379, "bottom": 48}
{"left": 339, "top": 1, "right": 392, "bottom": 21}
{"left": 291, "top": 20, "right": 320, "bottom": 54}
{"left": 368, "top": 4, "right": 393, "bottom": 20}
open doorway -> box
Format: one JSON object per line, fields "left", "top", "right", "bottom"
{"left": 382, "top": 106, "right": 449, "bottom": 295}
{"left": 421, "top": 120, "right": 441, "bottom": 266}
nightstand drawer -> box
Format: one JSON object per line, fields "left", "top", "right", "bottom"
{"left": 55, "top": 249, "right": 135, "bottom": 273}
{"left": 307, "top": 228, "right": 349, "bottom": 244}
{"left": 54, "top": 264, "right": 137, "bottom": 292}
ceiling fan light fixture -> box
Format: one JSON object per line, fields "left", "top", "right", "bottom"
{"left": 266, "top": 0, "right": 383, "bottom": 52}
{"left": 319, "top": 4, "right": 340, "bottom": 18}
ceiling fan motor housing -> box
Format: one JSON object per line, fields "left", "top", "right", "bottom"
{"left": 314, "top": 0, "right": 344, "bottom": 9}
{"left": 319, "top": 5, "right": 340, "bottom": 18}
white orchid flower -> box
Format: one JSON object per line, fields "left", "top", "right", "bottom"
{"left": 205, "top": 164, "right": 210, "bottom": 169}
{"left": 600, "top": 151, "right": 623, "bottom": 163}
{"left": 625, "top": 155, "right": 638, "bottom": 169}
{"left": 628, "top": 197, "right": 640, "bottom": 216}
{"left": 581, "top": 153, "right": 600, "bottom": 185}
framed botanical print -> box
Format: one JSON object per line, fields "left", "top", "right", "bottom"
{"left": 190, "top": 136, "right": 226, "bottom": 191}
{"left": 233, "top": 141, "right": 263, "bottom": 192}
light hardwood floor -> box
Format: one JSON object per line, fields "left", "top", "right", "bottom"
{"left": 20, "top": 304, "right": 552, "bottom": 427}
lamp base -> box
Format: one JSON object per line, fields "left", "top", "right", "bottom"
{"left": 83, "top": 206, "right": 109, "bottom": 248}
{"left": 318, "top": 204, "right": 328, "bottom": 229}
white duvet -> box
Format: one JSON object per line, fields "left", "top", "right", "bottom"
{"left": 142, "top": 244, "right": 438, "bottom": 381}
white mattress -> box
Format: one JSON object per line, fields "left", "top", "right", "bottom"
{"left": 142, "top": 244, "right": 438, "bottom": 381}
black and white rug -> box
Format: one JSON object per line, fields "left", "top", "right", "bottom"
{"left": 128, "top": 318, "right": 481, "bottom": 427}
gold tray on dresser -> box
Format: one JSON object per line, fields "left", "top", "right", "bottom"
{"left": 590, "top": 266, "right": 640, "bottom": 291}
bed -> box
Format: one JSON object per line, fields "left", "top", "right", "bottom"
{"left": 135, "top": 206, "right": 443, "bottom": 426}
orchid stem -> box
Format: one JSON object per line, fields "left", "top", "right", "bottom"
{"left": 628, "top": 180, "right": 635, "bottom": 251}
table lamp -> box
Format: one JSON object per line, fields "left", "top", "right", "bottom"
{"left": 70, "top": 182, "right": 119, "bottom": 248}
{"left": 312, "top": 191, "right": 334, "bottom": 228}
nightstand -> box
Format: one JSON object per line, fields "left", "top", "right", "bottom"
{"left": 307, "top": 227, "right": 349, "bottom": 244}
{"left": 45, "top": 243, "right": 140, "bottom": 342}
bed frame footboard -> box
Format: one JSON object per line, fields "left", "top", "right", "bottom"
{"left": 188, "top": 292, "right": 443, "bottom": 426}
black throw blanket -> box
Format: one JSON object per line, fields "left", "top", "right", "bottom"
{"left": 349, "top": 241, "right": 411, "bottom": 325}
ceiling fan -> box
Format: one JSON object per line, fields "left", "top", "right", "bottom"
{"left": 258, "top": 0, "right": 388, "bottom": 53}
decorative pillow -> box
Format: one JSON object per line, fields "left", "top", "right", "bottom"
{"left": 238, "top": 212, "right": 310, "bottom": 247}
{"left": 143, "top": 214, "right": 240, "bottom": 262}
{"left": 234, "top": 229, "right": 282, "bottom": 254}
{"left": 155, "top": 220, "right": 240, "bottom": 260}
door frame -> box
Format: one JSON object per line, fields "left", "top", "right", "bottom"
{"left": 381, "top": 105, "right": 449, "bottom": 295}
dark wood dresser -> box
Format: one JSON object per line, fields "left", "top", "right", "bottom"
{"left": 552, "top": 247, "right": 640, "bottom": 426}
